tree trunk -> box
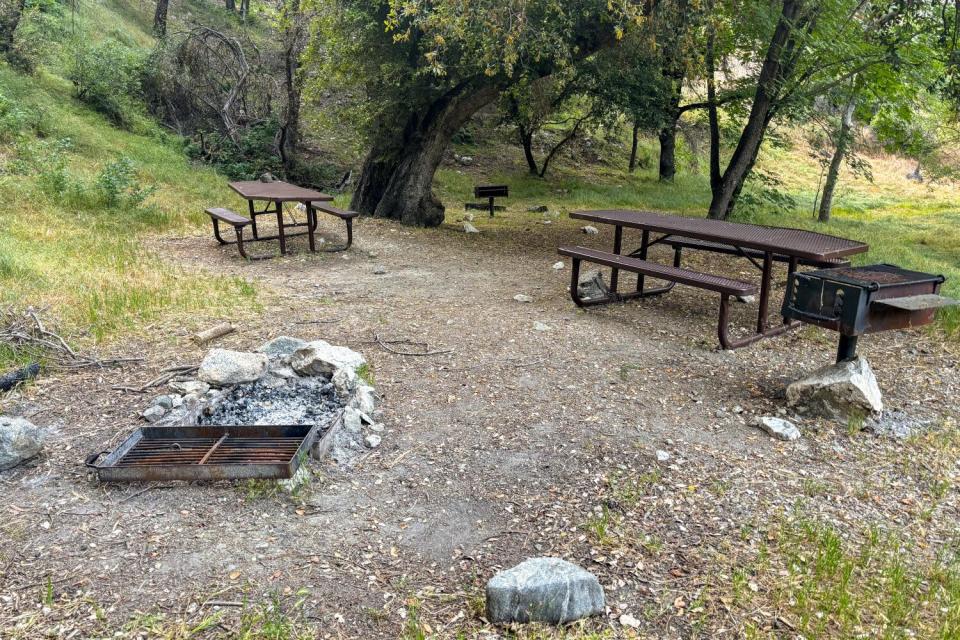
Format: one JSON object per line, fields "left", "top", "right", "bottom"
{"left": 518, "top": 123, "right": 539, "bottom": 175}
{"left": 818, "top": 100, "right": 854, "bottom": 223}
{"left": 352, "top": 83, "right": 499, "bottom": 226}
{"left": 708, "top": 0, "right": 809, "bottom": 219}
{"left": 280, "top": 0, "right": 303, "bottom": 171}
{"left": 658, "top": 75, "right": 683, "bottom": 181}
{"left": 629, "top": 118, "right": 641, "bottom": 173}
{"left": 225, "top": 0, "right": 236, "bottom": 10}
{"left": 240, "top": 0, "right": 249, "bottom": 21}
{"left": 706, "top": 19, "right": 721, "bottom": 193}
{"left": 153, "top": 0, "right": 169, "bottom": 37}
{"left": 0, "top": 0, "right": 26, "bottom": 54}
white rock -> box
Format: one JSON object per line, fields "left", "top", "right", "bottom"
{"left": 169, "top": 379, "right": 210, "bottom": 396}
{"left": 513, "top": 294, "right": 533, "bottom": 303}
{"left": 533, "top": 321, "right": 551, "bottom": 331}
{"left": 486, "top": 557, "right": 605, "bottom": 624}
{"left": 333, "top": 366, "right": 359, "bottom": 397}
{"left": 141, "top": 405, "right": 167, "bottom": 423}
{"left": 364, "top": 434, "right": 382, "bottom": 449}
{"left": 198, "top": 349, "right": 268, "bottom": 386}
{"left": 373, "top": 265, "right": 388, "bottom": 275}
{"left": 463, "top": 222, "right": 479, "bottom": 234}
{"left": 552, "top": 261, "right": 564, "bottom": 270}
{"left": 786, "top": 356, "right": 883, "bottom": 419}
{"left": 343, "top": 407, "right": 362, "bottom": 434}
{"left": 351, "top": 384, "right": 377, "bottom": 415}
{"left": 291, "top": 341, "right": 366, "bottom": 377}
{"left": 0, "top": 416, "right": 45, "bottom": 470}
{"left": 755, "top": 416, "right": 801, "bottom": 441}
{"left": 655, "top": 449, "right": 671, "bottom": 462}
{"left": 581, "top": 225, "right": 599, "bottom": 235}
{"left": 257, "top": 336, "right": 307, "bottom": 360}
{"left": 619, "top": 613, "right": 642, "bottom": 628}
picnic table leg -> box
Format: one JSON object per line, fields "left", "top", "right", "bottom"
{"left": 635, "top": 230, "right": 650, "bottom": 293}
{"left": 610, "top": 225, "right": 623, "bottom": 294}
{"left": 247, "top": 200, "right": 260, "bottom": 240}
{"left": 784, "top": 257, "right": 798, "bottom": 325}
{"left": 275, "top": 200, "right": 287, "bottom": 255}
{"left": 306, "top": 202, "right": 316, "bottom": 252}
{"left": 756, "top": 251, "right": 773, "bottom": 333}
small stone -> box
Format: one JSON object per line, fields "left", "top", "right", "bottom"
{"left": 552, "top": 261, "right": 564, "bottom": 270}
{"left": 369, "top": 423, "right": 385, "bottom": 433}
{"left": 351, "top": 384, "right": 377, "bottom": 415}
{"left": 257, "top": 336, "right": 307, "bottom": 360}
{"left": 732, "top": 405, "right": 744, "bottom": 414}
{"left": 514, "top": 294, "right": 533, "bottom": 303}
{"left": 0, "top": 416, "right": 45, "bottom": 470}
{"left": 737, "top": 295, "right": 756, "bottom": 304}
{"left": 373, "top": 265, "right": 388, "bottom": 275}
{"left": 656, "top": 450, "right": 671, "bottom": 462}
{"left": 464, "top": 212, "right": 474, "bottom": 222}
{"left": 754, "top": 416, "right": 801, "bottom": 441}
{"left": 581, "top": 225, "right": 599, "bottom": 235}
{"left": 333, "top": 366, "right": 359, "bottom": 397}
{"left": 152, "top": 395, "right": 174, "bottom": 411}
{"left": 270, "top": 365, "right": 298, "bottom": 379}
{"left": 170, "top": 380, "right": 209, "bottom": 396}
{"left": 527, "top": 205, "right": 549, "bottom": 213}
{"left": 463, "top": 222, "right": 479, "bottom": 234}
{"left": 786, "top": 356, "right": 883, "bottom": 419}
{"left": 577, "top": 271, "right": 609, "bottom": 301}
{"left": 486, "top": 557, "right": 605, "bottom": 624}
{"left": 141, "top": 405, "right": 167, "bottom": 423}
{"left": 619, "top": 613, "right": 642, "bottom": 628}
{"left": 291, "top": 341, "right": 366, "bottom": 377}
{"left": 364, "top": 434, "right": 382, "bottom": 449}
{"left": 198, "top": 349, "right": 269, "bottom": 386}
{"left": 533, "top": 321, "right": 551, "bottom": 332}
{"left": 343, "top": 407, "right": 362, "bottom": 433}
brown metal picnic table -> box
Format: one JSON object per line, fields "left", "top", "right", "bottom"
{"left": 228, "top": 180, "right": 334, "bottom": 255}
{"left": 568, "top": 209, "right": 869, "bottom": 348}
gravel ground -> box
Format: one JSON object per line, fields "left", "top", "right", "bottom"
{"left": 1, "top": 211, "right": 958, "bottom": 638}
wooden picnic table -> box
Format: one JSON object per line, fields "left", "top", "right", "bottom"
{"left": 228, "top": 180, "right": 334, "bottom": 255}
{"left": 566, "top": 210, "right": 869, "bottom": 349}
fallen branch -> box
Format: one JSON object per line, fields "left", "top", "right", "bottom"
{"left": 372, "top": 333, "right": 453, "bottom": 357}
{"left": 192, "top": 322, "right": 235, "bottom": 345}
{"left": 112, "top": 365, "right": 199, "bottom": 393}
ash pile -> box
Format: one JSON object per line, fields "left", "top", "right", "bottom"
{"left": 139, "top": 336, "right": 383, "bottom": 465}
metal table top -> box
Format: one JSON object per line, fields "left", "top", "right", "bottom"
{"left": 570, "top": 209, "right": 868, "bottom": 262}
{"left": 229, "top": 180, "right": 333, "bottom": 202}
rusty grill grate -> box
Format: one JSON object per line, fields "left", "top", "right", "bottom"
{"left": 86, "top": 425, "right": 317, "bottom": 482}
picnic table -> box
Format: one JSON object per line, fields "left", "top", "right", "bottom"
{"left": 561, "top": 210, "right": 869, "bottom": 349}
{"left": 203, "top": 180, "right": 358, "bottom": 259}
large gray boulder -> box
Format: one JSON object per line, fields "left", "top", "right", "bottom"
{"left": 198, "top": 349, "right": 268, "bottom": 387}
{"left": 0, "top": 416, "right": 45, "bottom": 470}
{"left": 291, "top": 341, "right": 366, "bottom": 377}
{"left": 786, "top": 356, "right": 882, "bottom": 419}
{"left": 486, "top": 557, "right": 605, "bottom": 625}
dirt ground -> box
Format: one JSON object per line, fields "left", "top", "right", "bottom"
{"left": 2, "top": 211, "right": 959, "bottom": 639}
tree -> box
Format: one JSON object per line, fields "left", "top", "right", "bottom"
{"left": 307, "top": 0, "right": 639, "bottom": 226}
{"left": 816, "top": 85, "right": 859, "bottom": 222}
{"left": 0, "top": 0, "right": 26, "bottom": 56}
{"left": 154, "top": 0, "right": 170, "bottom": 37}
{"left": 278, "top": 0, "right": 306, "bottom": 170}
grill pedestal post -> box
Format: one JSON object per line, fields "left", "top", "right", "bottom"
{"left": 837, "top": 335, "right": 859, "bottom": 363}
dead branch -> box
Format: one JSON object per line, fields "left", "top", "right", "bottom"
{"left": 372, "top": 332, "right": 453, "bottom": 357}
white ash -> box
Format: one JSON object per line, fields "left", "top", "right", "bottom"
{"left": 198, "top": 376, "right": 342, "bottom": 428}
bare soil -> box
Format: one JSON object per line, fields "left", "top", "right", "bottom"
{"left": 2, "top": 211, "right": 958, "bottom": 638}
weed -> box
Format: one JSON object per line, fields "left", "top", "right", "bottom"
{"left": 241, "top": 478, "right": 280, "bottom": 501}
{"left": 356, "top": 363, "right": 374, "bottom": 386}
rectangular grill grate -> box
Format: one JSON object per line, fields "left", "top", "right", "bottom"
{"left": 86, "top": 425, "right": 317, "bottom": 482}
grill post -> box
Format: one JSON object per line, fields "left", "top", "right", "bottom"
{"left": 836, "top": 335, "right": 859, "bottom": 363}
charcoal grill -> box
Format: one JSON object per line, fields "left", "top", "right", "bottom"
{"left": 782, "top": 263, "right": 958, "bottom": 362}
{"left": 85, "top": 424, "right": 317, "bottom": 482}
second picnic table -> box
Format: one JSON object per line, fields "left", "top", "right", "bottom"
{"left": 562, "top": 210, "right": 869, "bottom": 349}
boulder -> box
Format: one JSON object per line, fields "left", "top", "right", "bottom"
{"left": 0, "top": 416, "right": 45, "bottom": 470}
{"left": 486, "top": 557, "right": 605, "bottom": 625}
{"left": 290, "top": 341, "right": 366, "bottom": 377}
{"left": 754, "top": 416, "right": 801, "bottom": 441}
{"left": 257, "top": 336, "right": 307, "bottom": 361}
{"left": 333, "top": 366, "right": 359, "bottom": 397}
{"left": 577, "top": 271, "right": 609, "bottom": 301}
{"left": 198, "top": 349, "right": 269, "bottom": 387}
{"left": 786, "top": 356, "right": 882, "bottom": 419}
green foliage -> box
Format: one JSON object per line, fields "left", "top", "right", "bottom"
{"left": 66, "top": 39, "right": 146, "bottom": 128}
{"left": 95, "top": 157, "right": 156, "bottom": 208}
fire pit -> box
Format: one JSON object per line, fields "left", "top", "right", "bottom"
{"left": 783, "top": 263, "right": 958, "bottom": 362}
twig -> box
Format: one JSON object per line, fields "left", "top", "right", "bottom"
{"left": 373, "top": 332, "right": 453, "bottom": 357}
{"left": 112, "top": 365, "right": 199, "bottom": 393}
{"left": 118, "top": 484, "right": 177, "bottom": 503}
{"left": 295, "top": 318, "right": 341, "bottom": 325}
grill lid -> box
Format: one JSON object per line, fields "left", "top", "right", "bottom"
{"left": 807, "top": 263, "right": 945, "bottom": 290}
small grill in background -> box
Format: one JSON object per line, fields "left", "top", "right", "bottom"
{"left": 85, "top": 424, "right": 317, "bottom": 482}
{"left": 783, "top": 263, "right": 958, "bottom": 363}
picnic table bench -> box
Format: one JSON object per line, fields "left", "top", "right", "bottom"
{"left": 205, "top": 180, "right": 357, "bottom": 259}
{"left": 562, "top": 210, "right": 868, "bottom": 349}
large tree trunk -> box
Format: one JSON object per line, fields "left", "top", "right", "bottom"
{"left": 707, "top": 0, "right": 810, "bottom": 220}
{"left": 818, "top": 99, "right": 855, "bottom": 223}
{"left": 225, "top": 0, "right": 236, "bottom": 10}
{"left": 0, "top": 0, "right": 26, "bottom": 54}
{"left": 706, "top": 20, "right": 721, "bottom": 193}
{"left": 352, "top": 83, "right": 499, "bottom": 226}
{"left": 518, "top": 123, "right": 538, "bottom": 175}
{"left": 658, "top": 75, "right": 683, "bottom": 181}
{"left": 629, "top": 118, "right": 641, "bottom": 173}
{"left": 153, "top": 0, "right": 169, "bottom": 37}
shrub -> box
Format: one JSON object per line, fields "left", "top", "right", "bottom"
{"left": 95, "top": 157, "right": 156, "bottom": 208}
{"left": 66, "top": 39, "right": 145, "bottom": 128}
